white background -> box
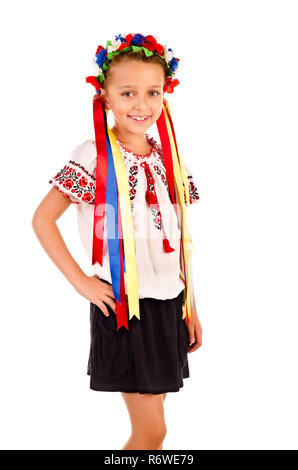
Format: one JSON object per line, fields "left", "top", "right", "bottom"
{"left": 0, "top": 0, "right": 297, "bottom": 450}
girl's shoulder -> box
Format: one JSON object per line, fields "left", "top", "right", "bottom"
{"left": 48, "top": 138, "right": 97, "bottom": 205}
{"left": 69, "top": 138, "right": 97, "bottom": 176}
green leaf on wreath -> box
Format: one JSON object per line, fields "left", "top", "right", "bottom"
{"left": 132, "top": 45, "right": 142, "bottom": 53}
{"left": 118, "top": 46, "right": 131, "bottom": 54}
{"left": 143, "top": 47, "right": 153, "bottom": 57}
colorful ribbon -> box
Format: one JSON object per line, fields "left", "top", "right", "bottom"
{"left": 91, "top": 94, "right": 195, "bottom": 330}
{"left": 161, "top": 98, "right": 195, "bottom": 322}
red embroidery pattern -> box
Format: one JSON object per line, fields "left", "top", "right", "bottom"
{"left": 151, "top": 206, "right": 162, "bottom": 230}
{"left": 117, "top": 133, "right": 158, "bottom": 161}
{"left": 117, "top": 135, "right": 166, "bottom": 228}
{"left": 153, "top": 164, "right": 168, "bottom": 189}
{"left": 184, "top": 176, "right": 200, "bottom": 204}
{"left": 128, "top": 164, "right": 139, "bottom": 211}
{"left": 148, "top": 164, "right": 168, "bottom": 231}
{"left": 49, "top": 160, "right": 95, "bottom": 204}
{"left": 139, "top": 161, "right": 162, "bottom": 232}
{"left": 49, "top": 137, "right": 199, "bottom": 211}
{"left": 51, "top": 185, "right": 80, "bottom": 204}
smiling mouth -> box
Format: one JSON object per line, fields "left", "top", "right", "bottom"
{"left": 128, "top": 115, "right": 151, "bottom": 122}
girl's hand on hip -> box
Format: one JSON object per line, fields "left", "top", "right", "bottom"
{"left": 74, "top": 274, "right": 116, "bottom": 317}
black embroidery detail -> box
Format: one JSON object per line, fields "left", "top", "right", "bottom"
{"left": 69, "top": 160, "right": 96, "bottom": 180}
{"left": 153, "top": 164, "right": 168, "bottom": 188}
{"left": 184, "top": 176, "right": 200, "bottom": 204}
{"left": 49, "top": 162, "right": 95, "bottom": 204}
{"left": 128, "top": 164, "right": 139, "bottom": 211}
{"left": 150, "top": 205, "right": 162, "bottom": 230}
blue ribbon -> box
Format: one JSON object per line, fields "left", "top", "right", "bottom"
{"left": 103, "top": 112, "right": 125, "bottom": 302}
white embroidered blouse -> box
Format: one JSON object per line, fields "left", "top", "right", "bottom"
{"left": 49, "top": 133, "right": 199, "bottom": 299}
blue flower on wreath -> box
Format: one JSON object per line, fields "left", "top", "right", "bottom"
{"left": 96, "top": 48, "right": 107, "bottom": 68}
{"left": 170, "top": 57, "right": 179, "bottom": 73}
{"left": 115, "top": 34, "right": 126, "bottom": 43}
{"left": 131, "top": 34, "right": 145, "bottom": 46}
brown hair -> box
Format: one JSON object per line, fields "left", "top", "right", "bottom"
{"left": 100, "top": 48, "right": 171, "bottom": 89}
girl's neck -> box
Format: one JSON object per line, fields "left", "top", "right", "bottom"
{"left": 111, "top": 128, "right": 152, "bottom": 156}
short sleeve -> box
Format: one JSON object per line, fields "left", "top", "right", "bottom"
{"left": 182, "top": 160, "right": 200, "bottom": 205}
{"left": 48, "top": 139, "right": 97, "bottom": 205}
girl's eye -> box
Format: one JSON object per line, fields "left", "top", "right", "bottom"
{"left": 121, "top": 91, "right": 160, "bottom": 97}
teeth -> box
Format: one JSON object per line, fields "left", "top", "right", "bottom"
{"left": 129, "top": 116, "right": 149, "bottom": 121}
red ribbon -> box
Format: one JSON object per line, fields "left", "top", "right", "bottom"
{"left": 92, "top": 95, "right": 108, "bottom": 267}
{"left": 156, "top": 99, "right": 177, "bottom": 207}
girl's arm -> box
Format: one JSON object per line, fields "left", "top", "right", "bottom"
{"left": 31, "top": 187, "right": 86, "bottom": 289}
{"left": 32, "top": 187, "right": 116, "bottom": 316}
{"left": 31, "top": 187, "right": 116, "bottom": 316}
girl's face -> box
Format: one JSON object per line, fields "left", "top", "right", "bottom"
{"left": 100, "top": 61, "right": 165, "bottom": 137}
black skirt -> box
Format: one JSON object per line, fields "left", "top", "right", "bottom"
{"left": 87, "top": 278, "right": 190, "bottom": 394}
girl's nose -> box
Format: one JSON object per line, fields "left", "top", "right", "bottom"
{"left": 133, "top": 105, "right": 147, "bottom": 112}
{"left": 134, "top": 97, "right": 149, "bottom": 110}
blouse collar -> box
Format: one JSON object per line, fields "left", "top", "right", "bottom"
{"left": 116, "top": 133, "right": 158, "bottom": 159}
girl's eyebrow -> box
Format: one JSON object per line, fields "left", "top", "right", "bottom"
{"left": 118, "top": 85, "right": 162, "bottom": 89}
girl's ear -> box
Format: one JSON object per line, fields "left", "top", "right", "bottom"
{"left": 101, "top": 92, "right": 110, "bottom": 111}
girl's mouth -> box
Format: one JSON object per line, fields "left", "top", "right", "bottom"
{"left": 128, "top": 115, "right": 151, "bottom": 123}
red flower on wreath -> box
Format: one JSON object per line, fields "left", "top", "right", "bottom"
{"left": 143, "top": 35, "right": 158, "bottom": 52}
{"left": 95, "top": 45, "right": 105, "bottom": 55}
{"left": 85, "top": 76, "right": 101, "bottom": 92}
{"left": 125, "top": 34, "right": 134, "bottom": 46}
{"left": 155, "top": 43, "right": 164, "bottom": 56}
{"left": 118, "top": 41, "right": 128, "bottom": 51}
{"left": 163, "top": 77, "right": 180, "bottom": 93}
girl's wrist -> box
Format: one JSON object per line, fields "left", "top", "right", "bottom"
{"left": 70, "top": 270, "right": 88, "bottom": 290}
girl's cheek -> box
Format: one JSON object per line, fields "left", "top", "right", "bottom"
{"left": 118, "top": 104, "right": 131, "bottom": 113}
{"left": 113, "top": 107, "right": 128, "bottom": 117}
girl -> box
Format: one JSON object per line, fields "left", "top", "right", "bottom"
{"left": 32, "top": 32, "right": 202, "bottom": 450}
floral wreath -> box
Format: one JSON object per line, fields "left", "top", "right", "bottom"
{"left": 85, "top": 33, "right": 180, "bottom": 95}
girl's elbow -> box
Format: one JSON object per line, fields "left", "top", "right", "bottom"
{"left": 31, "top": 207, "right": 49, "bottom": 232}
{"left": 31, "top": 212, "right": 41, "bottom": 234}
